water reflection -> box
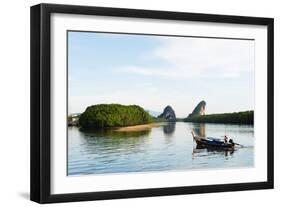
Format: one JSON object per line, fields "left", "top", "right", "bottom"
{"left": 77, "top": 128, "right": 152, "bottom": 156}
{"left": 163, "top": 122, "right": 176, "bottom": 136}
{"left": 68, "top": 122, "right": 254, "bottom": 175}
{"left": 192, "top": 145, "right": 235, "bottom": 158}
{"left": 80, "top": 128, "right": 151, "bottom": 139}
{"left": 192, "top": 123, "right": 206, "bottom": 137}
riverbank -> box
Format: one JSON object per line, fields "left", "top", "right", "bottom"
{"left": 114, "top": 123, "right": 161, "bottom": 132}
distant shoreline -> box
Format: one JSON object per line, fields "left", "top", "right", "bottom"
{"left": 114, "top": 123, "right": 161, "bottom": 132}
{"left": 184, "top": 110, "right": 254, "bottom": 125}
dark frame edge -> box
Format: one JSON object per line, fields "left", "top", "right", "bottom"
{"left": 45, "top": 182, "right": 272, "bottom": 204}
{"left": 40, "top": 3, "right": 273, "bottom": 25}
{"left": 30, "top": 4, "right": 42, "bottom": 203}
{"left": 30, "top": 4, "right": 52, "bottom": 203}
{"left": 267, "top": 19, "right": 274, "bottom": 189}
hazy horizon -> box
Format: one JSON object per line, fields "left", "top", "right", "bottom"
{"left": 68, "top": 31, "right": 254, "bottom": 117}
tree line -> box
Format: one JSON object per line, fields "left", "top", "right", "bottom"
{"left": 184, "top": 110, "right": 254, "bottom": 124}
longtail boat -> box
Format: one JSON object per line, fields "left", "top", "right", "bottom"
{"left": 191, "top": 131, "right": 236, "bottom": 149}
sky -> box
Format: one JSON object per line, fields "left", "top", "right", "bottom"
{"left": 68, "top": 31, "right": 255, "bottom": 118}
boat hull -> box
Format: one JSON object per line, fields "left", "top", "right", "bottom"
{"left": 191, "top": 131, "right": 234, "bottom": 149}
{"left": 195, "top": 139, "right": 234, "bottom": 149}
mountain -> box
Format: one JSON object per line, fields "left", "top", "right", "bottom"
{"left": 187, "top": 100, "right": 206, "bottom": 118}
{"left": 158, "top": 105, "right": 176, "bottom": 122}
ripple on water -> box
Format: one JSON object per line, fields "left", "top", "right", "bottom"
{"left": 68, "top": 123, "right": 254, "bottom": 175}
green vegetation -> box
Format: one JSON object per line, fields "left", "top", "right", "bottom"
{"left": 79, "top": 104, "right": 153, "bottom": 129}
{"left": 184, "top": 110, "right": 254, "bottom": 125}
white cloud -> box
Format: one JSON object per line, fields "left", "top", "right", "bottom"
{"left": 119, "top": 37, "right": 254, "bottom": 80}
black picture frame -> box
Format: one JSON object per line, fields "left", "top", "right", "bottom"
{"left": 30, "top": 3, "right": 274, "bottom": 204}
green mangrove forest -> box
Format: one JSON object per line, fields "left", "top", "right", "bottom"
{"left": 184, "top": 110, "right": 254, "bottom": 124}
{"left": 79, "top": 104, "right": 153, "bottom": 129}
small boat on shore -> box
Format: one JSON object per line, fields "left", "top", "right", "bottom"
{"left": 191, "top": 131, "right": 236, "bottom": 149}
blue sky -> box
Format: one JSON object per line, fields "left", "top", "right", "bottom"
{"left": 68, "top": 31, "right": 254, "bottom": 117}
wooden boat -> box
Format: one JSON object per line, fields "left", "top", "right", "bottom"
{"left": 191, "top": 131, "right": 235, "bottom": 149}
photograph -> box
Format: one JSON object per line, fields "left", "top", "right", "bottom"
{"left": 67, "top": 31, "right": 255, "bottom": 176}
{"left": 30, "top": 3, "right": 274, "bottom": 203}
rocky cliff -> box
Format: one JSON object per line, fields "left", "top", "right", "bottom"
{"left": 188, "top": 101, "right": 206, "bottom": 118}
{"left": 158, "top": 105, "right": 176, "bottom": 122}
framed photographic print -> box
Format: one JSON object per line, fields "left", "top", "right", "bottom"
{"left": 30, "top": 3, "right": 274, "bottom": 203}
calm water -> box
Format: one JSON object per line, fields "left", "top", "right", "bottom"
{"left": 68, "top": 122, "right": 254, "bottom": 176}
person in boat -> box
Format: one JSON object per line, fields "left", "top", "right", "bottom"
{"left": 224, "top": 135, "right": 228, "bottom": 143}
{"left": 224, "top": 135, "right": 235, "bottom": 147}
